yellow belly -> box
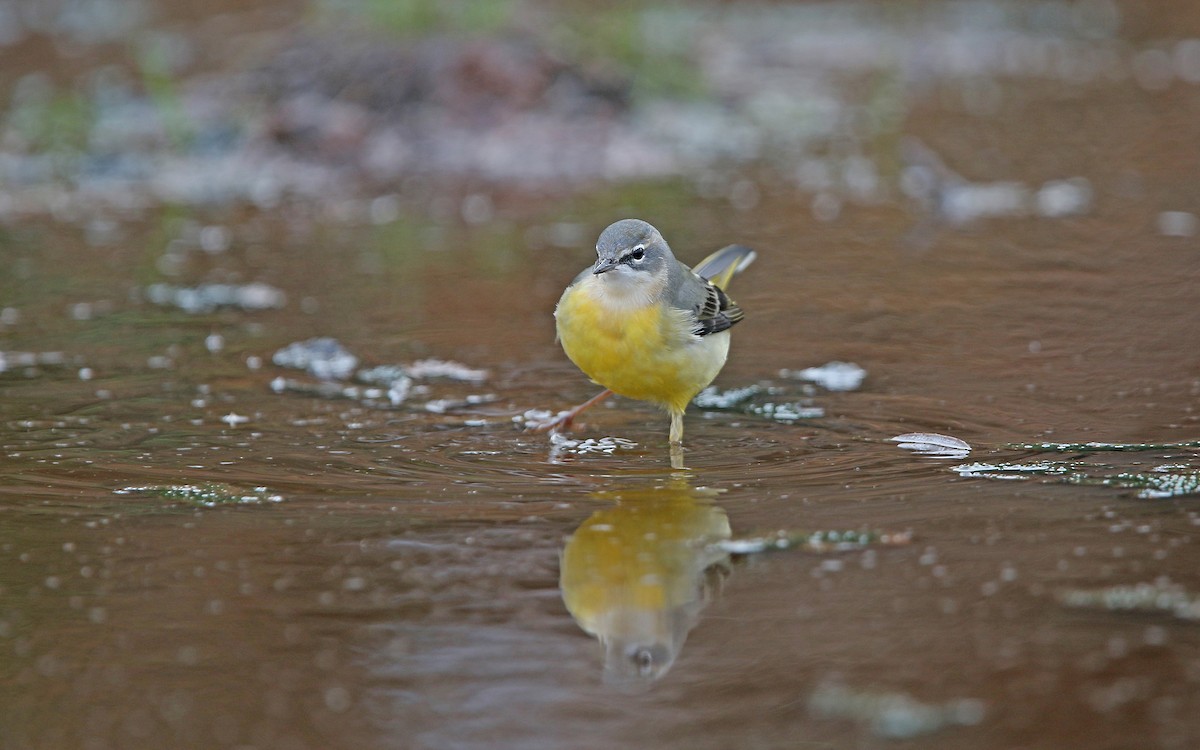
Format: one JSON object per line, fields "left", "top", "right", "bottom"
{"left": 555, "top": 282, "right": 730, "bottom": 414}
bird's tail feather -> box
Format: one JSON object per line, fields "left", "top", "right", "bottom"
{"left": 693, "top": 245, "right": 757, "bottom": 290}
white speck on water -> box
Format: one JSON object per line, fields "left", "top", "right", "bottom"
{"left": 199, "top": 225, "right": 231, "bottom": 253}
{"left": 246, "top": 355, "right": 262, "bottom": 370}
{"left": 1132, "top": 48, "right": 1174, "bottom": 90}
{"left": 1157, "top": 211, "right": 1198, "bottom": 237}
{"left": 78, "top": 367, "right": 93, "bottom": 381}
{"left": 783, "top": 361, "right": 866, "bottom": 391}
{"left": 1174, "top": 38, "right": 1200, "bottom": 82}
{"left": 461, "top": 193, "right": 494, "bottom": 225}
{"left": 205, "top": 334, "right": 224, "bottom": 353}
{"left": 221, "top": 413, "right": 249, "bottom": 427}
{"left": 177, "top": 645, "right": 200, "bottom": 665}
{"left": 369, "top": 194, "right": 401, "bottom": 224}
{"left": 1036, "top": 177, "right": 1092, "bottom": 217}
{"left": 272, "top": 338, "right": 358, "bottom": 380}
{"left": 809, "top": 682, "right": 985, "bottom": 739}
{"left": 324, "top": 686, "right": 352, "bottom": 713}
{"left": 692, "top": 384, "right": 763, "bottom": 409}
{"left": 811, "top": 191, "right": 841, "bottom": 222}
{"left": 1107, "top": 636, "right": 1128, "bottom": 659}
{"left": 729, "top": 179, "right": 760, "bottom": 211}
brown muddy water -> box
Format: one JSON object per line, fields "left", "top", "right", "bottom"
{"left": 3, "top": 2, "right": 1200, "bottom": 749}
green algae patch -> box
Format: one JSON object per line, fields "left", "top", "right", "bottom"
{"left": 1067, "top": 469, "right": 1200, "bottom": 499}
{"left": 953, "top": 455, "right": 1200, "bottom": 500}
{"left": 1007, "top": 440, "right": 1200, "bottom": 453}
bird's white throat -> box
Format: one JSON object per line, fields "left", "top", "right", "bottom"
{"left": 589, "top": 267, "right": 665, "bottom": 310}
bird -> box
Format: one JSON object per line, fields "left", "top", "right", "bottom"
{"left": 537, "top": 218, "right": 755, "bottom": 445}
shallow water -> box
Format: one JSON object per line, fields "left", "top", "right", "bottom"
{"left": 4, "top": 2, "right": 1200, "bottom": 749}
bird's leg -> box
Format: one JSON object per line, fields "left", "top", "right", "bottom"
{"left": 669, "top": 410, "right": 684, "bottom": 445}
{"left": 529, "top": 389, "right": 613, "bottom": 433}
{"left": 669, "top": 442, "right": 686, "bottom": 471}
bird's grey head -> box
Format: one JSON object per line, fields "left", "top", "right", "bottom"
{"left": 592, "top": 219, "right": 673, "bottom": 278}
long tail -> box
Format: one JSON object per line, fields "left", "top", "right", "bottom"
{"left": 692, "top": 244, "right": 756, "bottom": 290}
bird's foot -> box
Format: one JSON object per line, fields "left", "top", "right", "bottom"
{"left": 526, "top": 409, "right": 577, "bottom": 434}
{"left": 526, "top": 389, "right": 614, "bottom": 436}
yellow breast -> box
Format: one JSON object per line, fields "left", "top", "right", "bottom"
{"left": 555, "top": 279, "right": 730, "bottom": 413}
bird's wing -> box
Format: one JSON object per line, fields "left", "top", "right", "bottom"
{"left": 668, "top": 254, "right": 752, "bottom": 338}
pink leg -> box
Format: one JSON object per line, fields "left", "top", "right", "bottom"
{"left": 529, "top": 389, "right": 614, "bottom": 433}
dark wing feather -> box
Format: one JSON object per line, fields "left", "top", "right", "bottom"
{"left": 690, "top": 280, "right": 744, "bottom": 337}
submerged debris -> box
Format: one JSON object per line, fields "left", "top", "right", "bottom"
{"left": 272, "top": 337, "right": 358, "bottom": 380}
{"left": 692, "top": 384, "right": 764, "bottom": 409}
{"left": 270, "top": 376, "right": 389, "bottom": 403}
{"left": 1059, "top": 582, "right": 1200, "bottom": 621}
{"left": 355, "top": 366, "right": 414, "bottom": 405}
{"left": 548, "top": 432, "right": 638, "bottom": 457}
{"left": 424, "top": 394, "right": 499, "bottom": 413}
{"left": 953, "top": 461, "right": 1074, "bottom": 480}
{"left": 405, "top": 359, "right": 489, "bottom": 382}
{"left": 781, "top": 361, "right": 867, "bottom": 392}
{"left": 809, "top": 682, "right": 985, "bottom": 740}
{"left": 271, "top": 341, "right": 491, "bottom": 411}
{"left": 114, "top": 483, "right": 283, "bottom": 507}
{"left": 1127, "top": 470, "right": 1200, "bottom": 499}
{"left": 953, "top": 456, "right": 1198, "bottom": 499}
{"left": 692, "top": 385, "right": 823, "bottom": 422}
{"left": 748, "top": 402, "right": 825, "bottom": 423}
{"left": 1071, "top": 468, "right": 1200, "bottom": 499}
{"left": 145, "top": 282, "right": 287, "bottom": 314}
{"left": 891, "top": 433, "right": 971, "bottom": 459}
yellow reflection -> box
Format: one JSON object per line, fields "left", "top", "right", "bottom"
{"left": 560, "top": 478, "right": 731, "bottom": 685}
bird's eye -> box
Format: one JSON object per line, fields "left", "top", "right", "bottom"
{"left": 629, "top": 246, "right": 645, "bottom": 262}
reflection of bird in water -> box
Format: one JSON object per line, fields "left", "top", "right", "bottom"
{"left": 560, "top": 480, "right": 732, "bottom": 685}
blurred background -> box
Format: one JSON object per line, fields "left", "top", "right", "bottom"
{"left": 2, "top": 2, "right": 1200, "bottom": 749}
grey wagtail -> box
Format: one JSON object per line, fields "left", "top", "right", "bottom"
{"left": 535, "top": 218, "right": 756, "bottom": 445}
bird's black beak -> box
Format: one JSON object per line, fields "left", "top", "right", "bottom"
{"left": 593, "top": 256, "right": 619, "bottom": 275}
